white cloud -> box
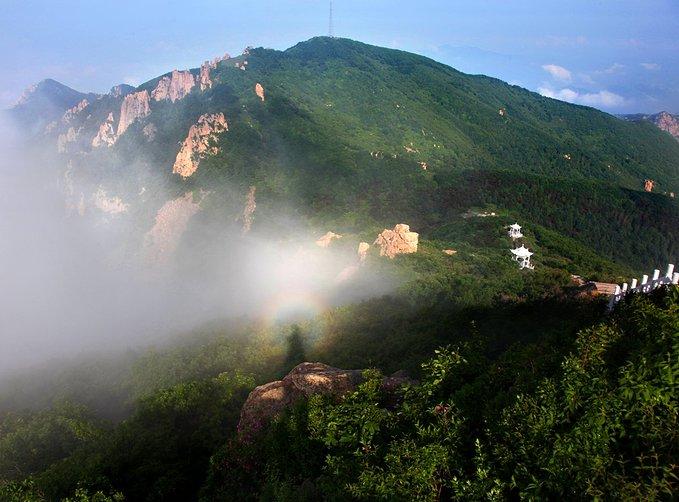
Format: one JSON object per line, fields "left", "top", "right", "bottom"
{"left": 641, "top": 62, "right": 660, "bottom": 70}
{"left": 541, "top": 64, "right": 572, "bottom": 82}
{"left": 538, "top": 86, "right": 625, "bottom": 108}
{"left": 602, "top": 63, "right": 625, "bottom": 74}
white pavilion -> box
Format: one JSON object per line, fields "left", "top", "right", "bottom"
{"left": 508, "top": 223, "right": 523, "bottom": 240}
{"left": 510, "top": 245, "right": 534, "bottom": 270}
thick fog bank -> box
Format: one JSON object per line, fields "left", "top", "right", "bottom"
{"left": 0, "top": 119, "right": 394, "bottom": 380}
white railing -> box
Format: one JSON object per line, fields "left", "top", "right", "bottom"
{"left": 609, "top": 263, "right": 679, "bottom": 309}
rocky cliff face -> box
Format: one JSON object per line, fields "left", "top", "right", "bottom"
{"left": 172, "top": 113, "right": 228, "bottom": 178}
{"left": 621, "top": 111, "right": 679, "bottom": 141}
{"left": 144, "top": 192, "right": 202, "bottom": 263}
{"left": 237, "top": 362, "right": 411, "bottom": 438}
{"left": 117, "top": 90, "right": 150, "bottom": 136}
{"left": 57, "top": 126, "right": 80, "bottom": 153}
{"left": 653, "top": 112, "right": 679, "bottom": 140}
{"left": 61, "top": 99, "right": 89, "bottom": 124}
{"left": 374, "top": 224, "right": 419, "bottom": 258}
{"left": 109, "top": 84, "right": 134, "bottom": 98}
{"left": 199, "top": 53, "right": 230, "bottom": 91}
{"left": 92, "top": 112, "right": 116, "bottom": 148}
{"left": 255, "top": 83, "right": 265, "bottom": 102}
{"left": 151, "top": 70, "right": 195, "bottom": 102}
{"left": 241, "top": 186, "right": 256, "bottom": 233}
{"left": 93, "top": 187, "right": 129, "bottom": 214}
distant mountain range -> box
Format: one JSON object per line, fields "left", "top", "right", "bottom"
{"left": 5, "top": 36, "right": 678, "bottom": 270}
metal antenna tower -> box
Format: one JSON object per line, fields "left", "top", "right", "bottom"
{"left": 329, "top": 1, "right": 334, "bottom": 38}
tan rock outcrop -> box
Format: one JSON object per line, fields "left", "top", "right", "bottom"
{"left": 172, "top": 113, "right": 228, "bottom": 178}
{"left": 142, "top": 123, "right": 157, "bottom": 142}
{"left": 151, "top": 70, "right": 195, "bottom": 102}
{"left": 315, "top": 231, "right": 342, "bottom": 248}
{"left": 144, "top": 192, "right": 202, "bottom": 263}
{"left": 61, "top": 99, "right": 89, "bottom": 124}
{"left": 358, "top": 242, "right": 370, "bottom": 262}
{"left": 644, "top": 179, "right": 655, "bottom": 192}
{"left": 117, "top": 90, "right": 150, "bottom": 136}
{"left": 199, "top": 53, "right": 230, "bottom": 91}
{"left": 443, "top": 249, "right": 457, "bottom": 256}
{"left": 92, "top": 112, "right": 116, "bottom": 148}
{"left": 241, "top": 186, "right": 256, "bottom": 233}
{"left": 238, "top": 362, "right": 411, "bottom": 438}
{"left": 92, "top": 187, "right": 129, "bottom": 214}
{"left": 374, "top": 224, "right": 419, "bottom": 258}
{"left": 255, "top": 83, "right": 265, "bottom": 101}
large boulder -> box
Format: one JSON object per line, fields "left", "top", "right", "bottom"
{"left": 238, "top": 362, "right": 410, "bottom": 439}
{"left": 374, "top": 223, "right": 418, "bottom": 258}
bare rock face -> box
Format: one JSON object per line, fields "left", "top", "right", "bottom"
{"left": 443, "top": 249, "right": 457, "bottom": 256}
{"left": 644, "top": 179, "right": 655, "bottom": 192}
{"left": 199, "top": 53, "right": 230, "bottom": 91}
{"left": 316, "top": 231, "right": 342, "bottom": 248}
{"left": 241, "top": 186, "right": 256, "bottom": 233}
{"left": 652, "top": 112, "right": 679, "bottom": 140}
{"left": 144, "top": 192, "right": 202, "bottom": 263}
{"left": 92, "top": 112, "right": 116, "bottom": 148}
{"left": 152, "top": 70, "right": 195, "bottom": 102}
{"left": 61, "top": 99, "right": 89, "bottom": 124}
{"left": 117, "top": 90, "right": 150, "bottom": 136}
{"left": 374, "top": 224, "right": 419, "bottom": 258}
{"left": 172, "top": 113, "right": 228, "bottom": 178}
{"left": 358, "top": 242, "right": 370, "bottom": 262}
{"left": 238, "top": 362, "right": 411, "bottom": 438}
{"left": 255, "top": 83, "right": 265, "bottom": 101}
{"left": 109, "top": 84, "right": 134, "bottom": 98}
{"left": 142, "top": 123, "right": 157, "bottom": 142}
{"left": 57, "top": 127, "right": 80, "bottom": 153}
{"left": 92, "top": 187, "right": 129, "bottom": 214}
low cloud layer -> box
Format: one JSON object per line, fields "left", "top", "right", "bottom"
{"left": 538, "top": 86, "right": 625, "bottom": 108}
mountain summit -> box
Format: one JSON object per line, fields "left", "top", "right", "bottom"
{"left": 7, "top": 37, "right": 679, "bottom": 269}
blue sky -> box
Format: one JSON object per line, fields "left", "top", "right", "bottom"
{"left": 1, "top": 0, "right": 677, "bottom": 113}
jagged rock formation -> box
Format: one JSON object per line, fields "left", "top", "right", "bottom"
{"left": 443, "top": 249, "right": 457, "bottom": 255}
{"left": 92, "top": 112, "right": 116, "bottom": 148}
{"left": 151, "top": 70, "right": 195, "bottom": 102}
{"left": 358, "top": 242, "right": 370, "bottom": 262}
{"left": 109, "top": 84, "right": 134, "bottom": 98}
{"left": 144, "top": 192, "right": 202, "bottom": 263}
{"left": 61, "top": 99, "right": 89, "bottom": 124}
{"left": 645, "top": 179, "right": 655, "bottom": 192}
{"left": 374, "top": 224, "right": 419, "bottom": 258}
{"left": 92, "top": 187, "right": 129, "bottom": 214}
{"left": 117, "top": 90, "right": 150, "bottom": 136}
{"left": 238, "top": 362, "right": 411, "bottom": 438}
{"left": 142, "top": 123, "right": 157, "bottom": 142}
{"left": 172, "top": 113, "right": 228, "bottom": 178}
{"left": 199, "top": 53, "right": 230, "bottom": 91}
{"left": 255, "top": 83, "right": 265, "bottom": 101}
{"left": 653, "top": 112, "right": 679, "bottom": 140}
{"left": 241, "top": 186, "right": 256, "bottom": 233}
{"left": 316, "top": 231, "right": 342, "bottom": 247}
{"left": 57, "top": 127, "right": 80, "bottom": 153}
